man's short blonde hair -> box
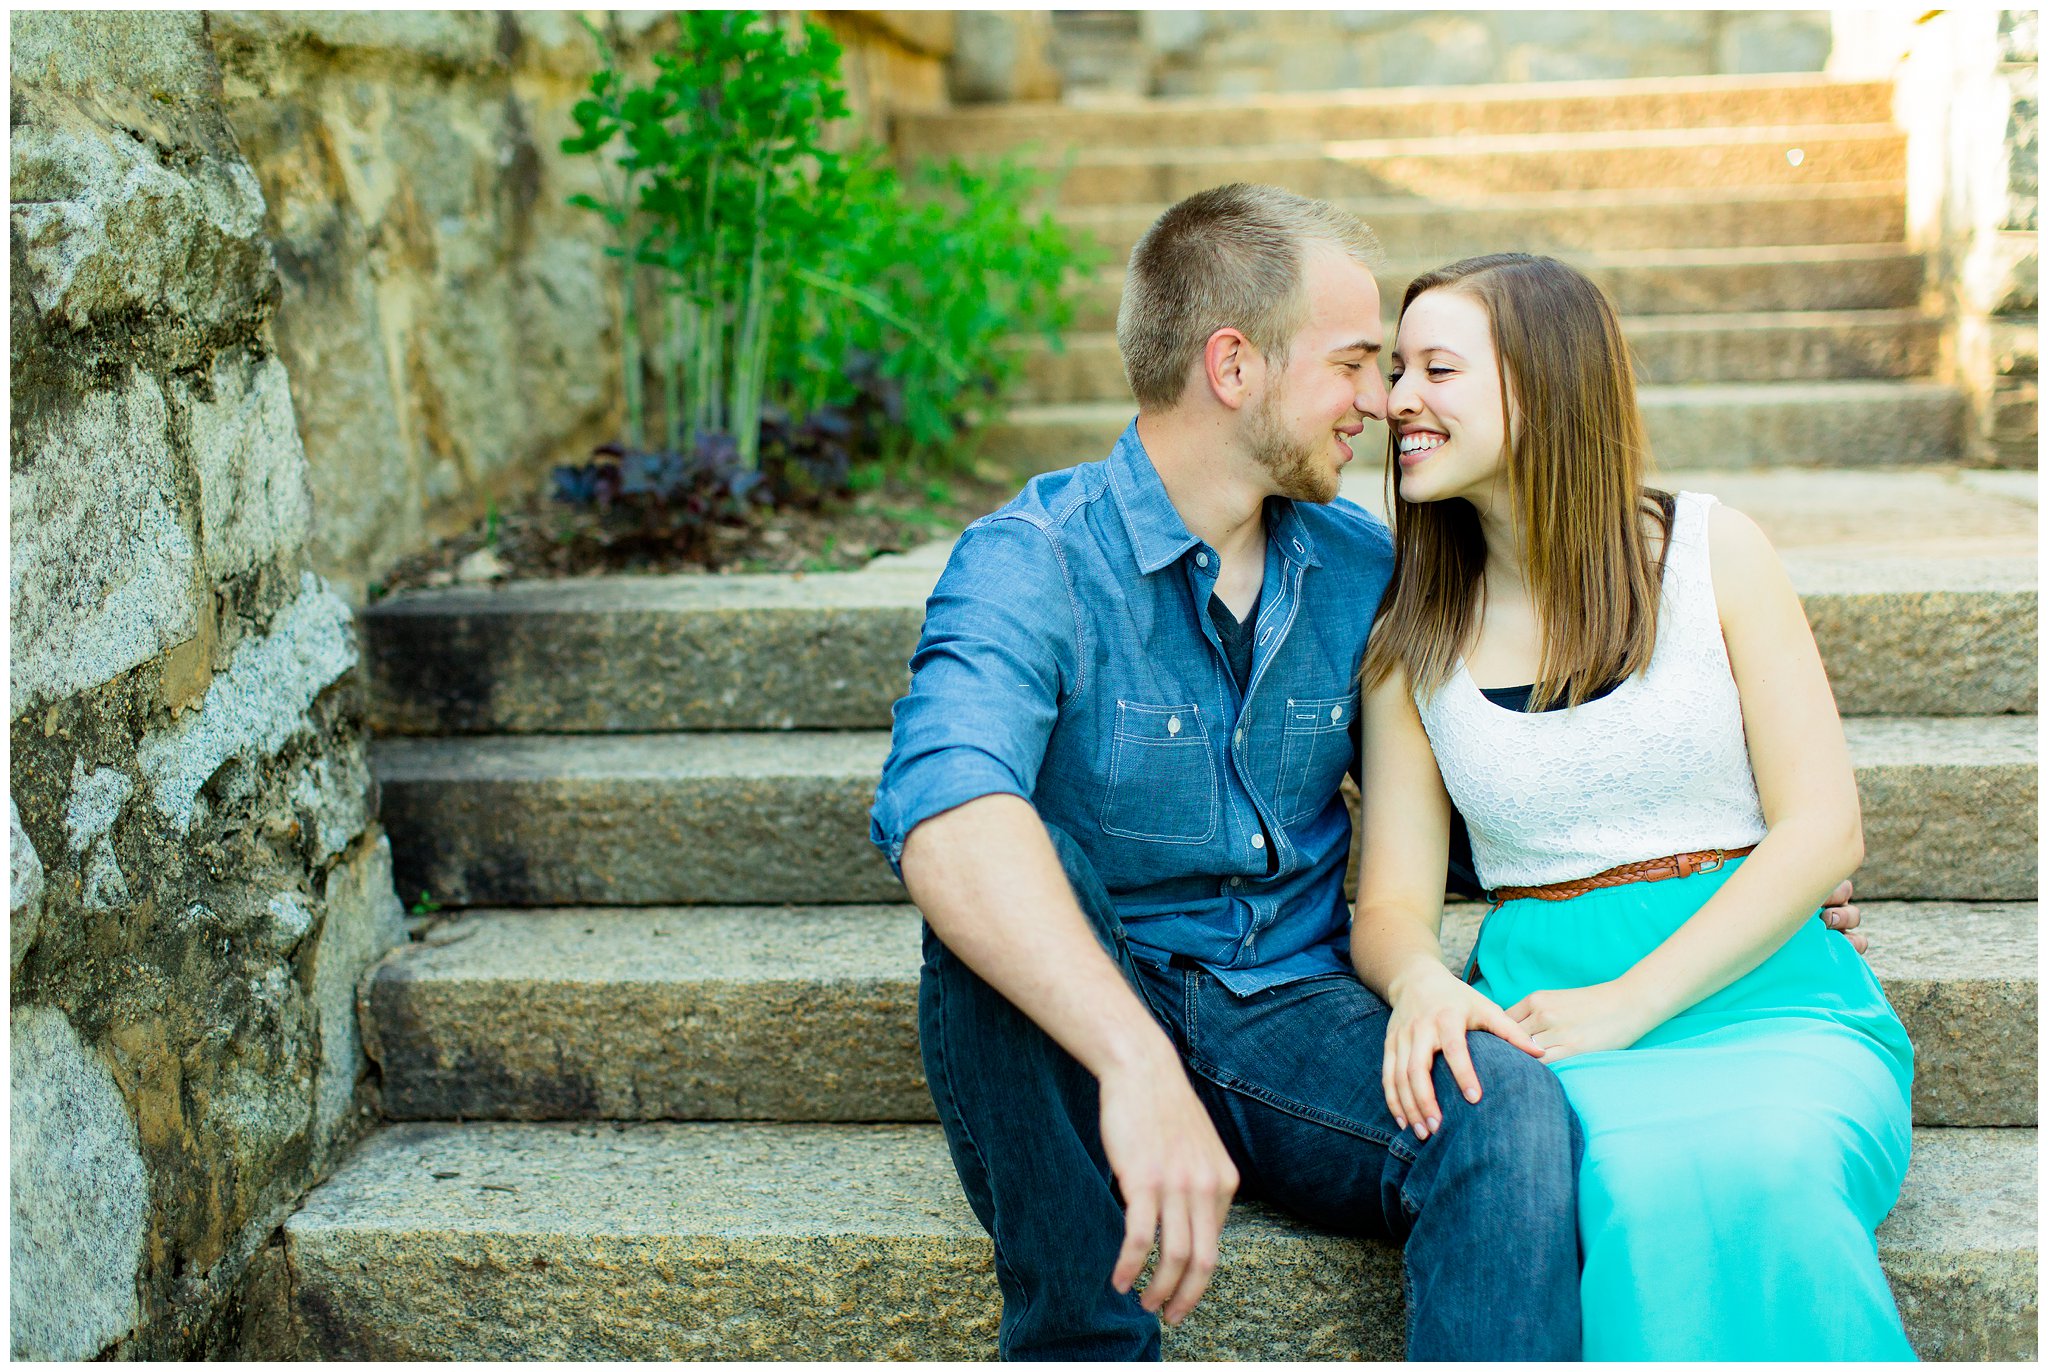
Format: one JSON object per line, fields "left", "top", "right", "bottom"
{"left": 1115, "top": 183, "right": 1384, "bottom": 410}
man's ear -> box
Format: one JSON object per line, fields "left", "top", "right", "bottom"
{"left": 1203, "top": 327, "right": 1263, "bottom": 411}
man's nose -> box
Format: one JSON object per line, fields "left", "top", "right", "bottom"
{"left": 1356, "top": 368, "right": 1388, "bottom": 421}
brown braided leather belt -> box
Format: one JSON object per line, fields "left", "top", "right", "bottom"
{"left": 1487, "top": 845, "right": 1757, "bottom": 909}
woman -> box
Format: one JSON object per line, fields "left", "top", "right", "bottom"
{"left": 1348, "top": 253, "right": 1916, "bottom": 1360}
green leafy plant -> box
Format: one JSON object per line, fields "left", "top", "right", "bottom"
{"left": 558, "top": 9, "right": 1099, "bottom": 535}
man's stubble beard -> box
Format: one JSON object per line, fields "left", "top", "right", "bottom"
{"left": 1246, "top": 379, "right": 1342, "bottom": 504}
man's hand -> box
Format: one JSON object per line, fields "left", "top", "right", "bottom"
{"left": 1820, "top": 878, "right": 1867, "bottom": 955}
{"left": 1384, "top": 963, "right": 1544, "bottom": 1141}
{"left": 1099, "top": 1056, "right": 1239, "bottom": 1326}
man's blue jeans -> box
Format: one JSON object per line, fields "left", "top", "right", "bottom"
{"left": 917, "top": 826, "right": 1584, "bottom": 1360}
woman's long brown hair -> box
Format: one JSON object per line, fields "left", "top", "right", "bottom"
{"left": 1361, "top": 253, "right": 1671, "bottom": 711}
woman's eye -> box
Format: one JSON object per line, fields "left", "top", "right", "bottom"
{"left": 1427, "top": 366, "right": 1455, "bottom": 377}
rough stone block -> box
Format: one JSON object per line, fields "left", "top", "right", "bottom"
{"left": 361, "top": 573, "right": 931, "bottom": 734}
{"left": 9, "top": 371, "right": 201, "bottom": 719}
{"left": 366, "top": 906, "right": 929, "bottom": 1122}
{"left": 1142, "top": 10, "right": 1213, "bottom": 54}
{"left": 66, "top": 760, "right": 137, "bottom": 912}
{"left": 1607, "top": 10, "right": 1715, "bottom": 50}
{"left": 10, "top": 1005, "right": 150, "bottom": 1360}
{"left": 365, "top": 901, "right": 2032, "bottom": 1127}
{"left": 178, "top": 353, "right": 313, "bottom": 582}
{"left": 371, "top": 732, "right": 899, "bottom": 908}
{"left": 1857, "top": 902, "right": 2040, "bottom": 1126}
{"left": 286, "top": 747, "right": 374, "bottom": 867}
{"left": 208, "top": 11, "right": 500, "bottom": 73}
{"left": 135, "top": 573, "right": 359, "bottom": 834}
{"left": 1717, "top": 11, "right": 1833, "bottom": 75}
{"left": 10, "top": 9, "right": 212, "bottom": 101}
{"left": 1361, "top": 23, "right": 1499, "bottom": 89}
{"left": 310, "top": 834, "right": 407, "bottom": 1156}
{"left": 1062, "top": 184, "right": 1906, "bottom": 265}
{"left": 269, "top": 1123, "right": 2032, "bottom": 1360}
{"left": 8, "top": 100, "right": 269, "bottom": 334}
{"left": 1846, "top": 716, "right": 2037, "bottom": 900}
{"left": 1489, "top": 10, "right": 1604, "bottom": 50}
{"left": 11, "top": 798, "right": 45, "bottom": 973}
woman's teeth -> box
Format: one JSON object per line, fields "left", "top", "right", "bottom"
{"left": 1399, "top": 433, "right": 1445, "bottom": 455}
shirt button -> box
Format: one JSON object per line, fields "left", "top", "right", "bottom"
{"left": 1229, "top": 877, "right": 1242, "bottom": 888}
{"left": 1331, "top": 705, "right": 1343, "bottom": 723}
{"left": 1167, "top": 715, "right": 1182, "bottom": 736}
{"left": 1234, "top": 728, "right": 1244, "bottom": 746}
{"left": 1251, "top": 834, "right": 1265, "bottom": 850}
{"left": 1195, "top": 552, "right": 1209, "bottom": 568}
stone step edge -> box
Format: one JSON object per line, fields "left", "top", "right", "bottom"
{"left": 1017, "top": 309, "right": 1941, "bottom": 351}
{"left": 369, "top": 715, "right": 2039, "bottom": 778}
{"left": 273, "top": 1121, "right": 2034, "bottom": 1362}
{"left": 367, "top": 900, "right": 2035, "bottom": 1129}
{"left": 361, "top": 552, "right": 2037, "bottom": 617}
{"left": 1084, "top": 244, "right": 1925, "bottom": 279}
{"left": 898, "top": 72, "right": 1895, "bottom": 123}
{"left": 1039, "top": 121, "right": 1904, "bottom": 165}
{"left": 1007, "top": 379, "right": 1965, "bottom": 424}
{"left": 385, "top": 900, "right": 2036, "bottom": 986}
{"left": 1055, "top": 179, "right": 1905, "bottom": 225}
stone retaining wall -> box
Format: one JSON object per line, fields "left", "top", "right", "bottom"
{"left": 207, "top": 10, "right": 946, "bottom": 604}
{"left": 951, "top": 10, "right": 1832, "bottom": 103}
{"left": 9, "top": 11, "right": 404, "bottom": 1358}
{"left": 1842, "top": 8, "right": 2040, "bottom": 466}
{"left": 8, "top": 11, "right": 948, "bottom": 1357}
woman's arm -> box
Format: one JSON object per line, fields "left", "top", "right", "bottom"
{"left": 1508, "top": 502, "right": 1864, "bottom": 1059}
{"left": 1354, "top": 665, "right": 1543, "bottom": 1138}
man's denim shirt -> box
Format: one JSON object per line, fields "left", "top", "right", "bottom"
{"left": 870, "top": 421, "right": 1396, "bottom": 994}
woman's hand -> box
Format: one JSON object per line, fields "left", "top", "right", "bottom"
{"left": 1505, "top": 981, "right": 1661, "bottom": 1063}
{"left": 1384, "top": 964, "right": 1545, "bottom": 1140}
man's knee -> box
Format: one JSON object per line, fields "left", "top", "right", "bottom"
{"left": 1439, "top": 1033, "right": 1581, "bottom": 1167}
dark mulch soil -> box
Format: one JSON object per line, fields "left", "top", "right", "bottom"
{"left": 367, "top": 468, "right": 1020, "bottom": 601}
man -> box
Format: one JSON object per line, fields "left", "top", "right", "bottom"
{"left": 868, "top": 183, "right": 1863, "bottom": 1360}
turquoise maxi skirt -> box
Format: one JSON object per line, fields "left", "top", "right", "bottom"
{"left": 1468, "top": 858, "right": 1917, "bottom": 1361}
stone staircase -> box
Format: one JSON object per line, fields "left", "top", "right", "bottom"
{"left": 261, "top": 74, "right": 2037, "bottom": 1359}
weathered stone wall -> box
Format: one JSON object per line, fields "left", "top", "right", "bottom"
{"left": 1842, "top": 7, "right": 2039, "bottom": 466}
{"left": 10, "top": 12, "right": 951, "bottom": 1358}
{"left": 205, "top": 10, "right": 949, "bottom": 604}
{"left": 953, "top": 10, "right": 1833, "bottom": 103}
{"left": 9, "top": 10, "right": 404, "bottom": 1358}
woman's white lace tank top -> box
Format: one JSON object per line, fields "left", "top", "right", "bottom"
{"left": 1414, "top": 490, "right": 1768, "bottom": 890}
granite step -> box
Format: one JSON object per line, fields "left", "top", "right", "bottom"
{"left": 1058, "top": 183, "right": 1904, "bottom": 263}
{"left": 1072, "top": 247, "right": 1929, "bottom": 331}
{"left": 983, "top": 381, "right": 1966, "bottom": 473}
{"left": 264, "top": 1120, "right": 2035, "bottom": 1360}
{"left": 369, "top": 717, "right": 2036, "bottom": 908}
{"left": 1049, "top": 124, "right": 1904, "bottom": 207}
{"left": 364, "top": 901, "right": 2037, "bottom": 1128}
{"left": 893, "top": 73, "right": 1897, "bottom": 159}
{"left": 1018, "top": 311, "right": 1942, "bottom": 402}
{"left": 362, "top": 547, "right": 2036, "bottom": 735}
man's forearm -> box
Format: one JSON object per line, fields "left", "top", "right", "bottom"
{"left": 901, "top": 793, "right": 1178, "bottom": 1081}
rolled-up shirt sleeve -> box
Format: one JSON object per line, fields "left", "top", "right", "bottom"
{"left": 869, "top": 515, "right": 1080, "bottom": 879}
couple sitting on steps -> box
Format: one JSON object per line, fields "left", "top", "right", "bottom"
{"left": 868, "top": 183, "right": 1916, "bottom": 1362}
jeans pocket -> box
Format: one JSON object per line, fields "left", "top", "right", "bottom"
{"left": 1274, "top": 692, "right": 1356, "bottom": 824}
{"left": 1100, "top": 700, "right": 1218, "bottom": 843}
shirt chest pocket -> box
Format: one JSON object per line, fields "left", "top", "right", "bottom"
{"left": 1100, "top": 700, "right": 1219, "bottom": 844}
{"left": 1275, "top": 691, "right": 1356, "bottom": 825}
